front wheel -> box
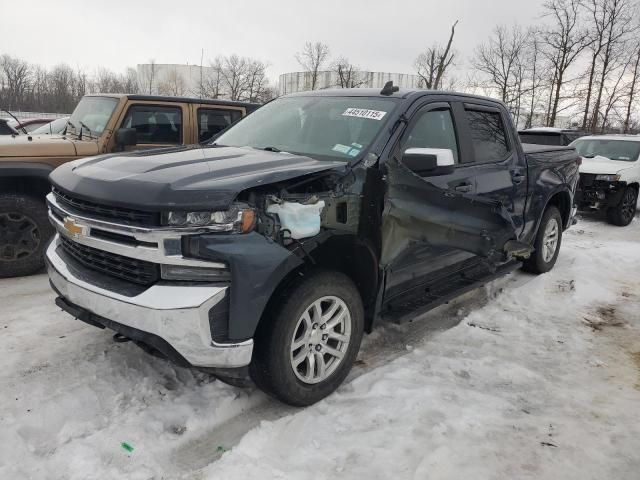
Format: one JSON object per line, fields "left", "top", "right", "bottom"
{"left": 607, "top": 186, "right": 637, "bottom": 226}
{"left": 523, "top": 206, "right": 563, "bottom": 274}
{"left": 0, "top": 194, "right": 53, "bottom": 278}
{"left": 250, "top": 271, "right": 364, "bottom": 406}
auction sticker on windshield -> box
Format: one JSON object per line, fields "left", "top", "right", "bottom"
{"left": 342, "top": 108, "right": 387, "bottom": 120}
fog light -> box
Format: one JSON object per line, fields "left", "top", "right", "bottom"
{"left": 161, "top": 264, "right": 230, "bottom": 282}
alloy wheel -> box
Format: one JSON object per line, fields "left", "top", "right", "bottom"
{"left": 542, "top": 217, "right": 559, "bottom": 263}
{"left": 290, "top": 295, "right": 352, "bottom": 384}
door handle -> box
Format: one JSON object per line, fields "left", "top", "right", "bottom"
{"left": 454, "top": 182, "right": 473, "bottom": 193}
{"left": 511, "top": 172, "right": 525, "bottom": 184}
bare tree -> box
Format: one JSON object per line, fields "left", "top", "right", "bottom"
{"left": 139, "top": 59, "right": 157, "bottom": 95}
{"left": 30, "top": 65, "right": 48, "bottom": 108}
{"left": 600, "top": 51, "right": 634, "bottom": 131}
{"left": 48, "top": 64, "right": 76, "bottom": 112}
{"left": 0, "top": 55, "right": 31, "bottom": 109}
{"left": 414, "top": 20, "right": 459, "bottom": 90}
{"left": 157, "top": 68, "right": 187, "bottom": 96}
{"left": 581, "top": 0, "right": 610, "bottom": 128}
{"left": 584, "top": 0, "right": 636, "bottom": 132}
{"left": 200, "top": 60, "right": 224, "bottom": 99}
{"left": 295, "top": 41, "right": 330, "bottom": 90}
{"left": 331, "top": 57, "right": 366, "bottom": 88}
{"left": 95, "top": 68, "right": 119, "bottom": 93}
{"left": 121, "top": 67, "right": 139, "bottom": 94}
{"left": 0, "top": 54, "right": 141, "bottom": 113}
{"left": 524, "top": 34, "right": 551, "bottom": 128}
{"left": 623, "top": 43, "right": 640, "bottom": 132}
{"left": 218, "top": 55, "right": 250, "bottom": 100}
{"left": 75, "top": 67, "right": 88, "bottom": 99}
{"left": 472, "top": 25, "right": 528, "bottom": 106}
{"left": 540, "top": 0, "right": 591, "bottom": 126}
{"left": 244, "top": 59, "right": 270, "bottom": 102}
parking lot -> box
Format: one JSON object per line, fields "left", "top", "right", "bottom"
{"left": 1, "top": 216, "right": 639, "bottom": 479}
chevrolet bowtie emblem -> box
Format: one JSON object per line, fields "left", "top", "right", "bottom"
{"left": 63, "top": 217, "right": 86, "bottom": 237}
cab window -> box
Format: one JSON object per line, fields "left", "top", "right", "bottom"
{"left": 464, "top": 109, "right": 510, "bottom": 163}
{"left": 401, "top": 107, "right": 459, "bottom": 163}
{"left": 121, "top": 105, "right": 183, "bottom": 144}
{"left": 198, "top": 108, "right": 243, "bottom": 143}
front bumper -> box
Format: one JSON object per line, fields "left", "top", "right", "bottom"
{"left": 46, "top": 238, "right": 253, "bottom": 369}
{"left": 576, "top": 176, "right": 627, "bottom": 209}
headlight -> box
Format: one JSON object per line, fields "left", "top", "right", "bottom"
{"left": 162, "top": 204, "right": 256, "bottom": 233}
{"left": 595, "top": 174, "right": 621, "bottom": 182}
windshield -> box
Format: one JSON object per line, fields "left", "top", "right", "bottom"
{"left": 32, "top": 117, "right": 68, "bottom": 135}
{"left": 214, "top": 96, "right": 399, "bottom": 161}
{"left": 572, "top": 138, "right": 640, "bottom": 162}
{"left": 67, "top": 97, "right": 119, "bottom": 139}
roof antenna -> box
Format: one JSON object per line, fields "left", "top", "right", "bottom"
{"left": 380, "top": 81, "right": 399, "bottom": 96}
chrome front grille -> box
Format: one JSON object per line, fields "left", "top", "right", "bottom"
{"left": 59, "top": 236, "right": 160, "bottom": 285}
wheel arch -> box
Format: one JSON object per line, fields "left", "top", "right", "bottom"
{"left": 0, "top": 163, "right": 54, "bottom": 200}
{"left": 543, "top": 189, "right": 572, "bottom": 230}
{"left": 255, "top": 234, "right": 379, "bottom": 336}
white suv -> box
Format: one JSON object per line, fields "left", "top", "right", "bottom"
{"left": 571, "top": 135, "right": 640, "bottom": 226}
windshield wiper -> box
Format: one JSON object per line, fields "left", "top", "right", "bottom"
{"left": 2, "top": 109, "right": 28, "bottom": 134}
{"left": 263, "top": 146, "right": 281, "bottom": 152}
{"left": 64, "top": 120, "right": 76, "bottom": 136}
{"left": 79, "top": 121, "right": 92, "bottom": 140}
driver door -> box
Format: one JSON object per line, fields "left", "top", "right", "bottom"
{"left": 381, "top": 100, "right": 517, "bottom": 300}
{"left": 113, "top": 102, "right": 187, "bottom": 151}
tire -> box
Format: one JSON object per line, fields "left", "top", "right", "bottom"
{"left": 249, "top": 270, "right": 364, "bottom": 406}
{"left": 606, "top": 186, "right": 637, "bottom": 227}
{"left": 0, "top": 194, "right": 54, "bottom": 278}
{"left": 523, "top": 206, "right": 563, "bottom": 274}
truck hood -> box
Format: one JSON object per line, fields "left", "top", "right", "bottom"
{"left": 50, "top": 145, "right": 347, "bottom": 211}
{"left": 579, "top": 155, "right": 637, "bottom": 175}
{"left": 0, "top": 134, "right": 81, "bottom": 158}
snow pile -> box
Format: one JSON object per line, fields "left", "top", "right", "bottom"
{"left": 0, "top": 218, "right": 639, "bottom": 479}
{"left": 206, "top": 220, "right": 640, "bottom": 480}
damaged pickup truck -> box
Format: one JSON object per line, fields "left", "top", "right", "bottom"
{"left": 46, "top": 85, "right": 580, "bottom": 406}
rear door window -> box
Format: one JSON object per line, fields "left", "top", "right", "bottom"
{"left": 121, "top": 105, "right": 183, "bottom": 144}
{"left": 198, "top": 108, "right": 243, "bottom": 143}
{"left": 464, "top": 109, "right": 510, "bottom": 163}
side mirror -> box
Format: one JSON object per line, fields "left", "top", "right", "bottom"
{"left": 402, "top": 148, "right": 455, "bottom": 176}
{"left": 115, "top": 127, "right": 137, "bottom": 147}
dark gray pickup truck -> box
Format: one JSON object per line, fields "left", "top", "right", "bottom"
{"left": 46, "top": 84, "right": 580, "bottom": 406}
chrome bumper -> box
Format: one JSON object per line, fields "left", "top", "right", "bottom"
{"left": 46, "top": 237, "right": 253, "bottom": 369}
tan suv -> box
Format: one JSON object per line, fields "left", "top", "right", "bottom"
{"left": 0, "top": 94, "right": 259, "bottom": 277}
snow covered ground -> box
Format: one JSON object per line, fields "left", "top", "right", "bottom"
{"left": 1, "top": 215, "right": 639, "bottom": 480}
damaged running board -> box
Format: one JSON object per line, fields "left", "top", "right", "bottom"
{"left": 382, "top": 260, "right": 522, "bottom": 324}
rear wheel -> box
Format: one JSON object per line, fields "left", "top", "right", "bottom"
{"left": 523, "top": 206, "right": 562, "bottom": 274}
{"left": 607, "top": 186, "right": 637, "bottom": 227}
{"left": 250, "top": 271, "right": 364, "bottom": 406}
{"left": 0, "top": 194, "right": 53, "bottom": 278}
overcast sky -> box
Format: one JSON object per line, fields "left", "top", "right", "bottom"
{"left": 1, "top": 0, "right": 545, "bottom": 82}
